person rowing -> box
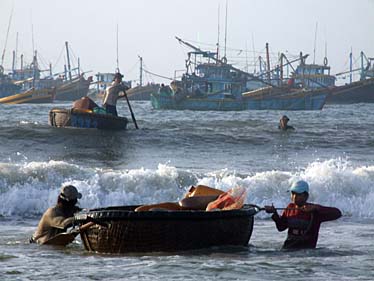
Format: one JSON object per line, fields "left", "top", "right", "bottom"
{"left": 265, "top": 180, "right": 342, "bottom": 249}
{"left": 102, "top": 72, "right": 129, "bottom": 117}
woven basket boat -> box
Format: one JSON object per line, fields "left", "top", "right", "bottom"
{"left": 74, "top": 205, "right": 256, "bottom": 253}
{"left": 49, "top": 108, "right": 128, "bottom": 130}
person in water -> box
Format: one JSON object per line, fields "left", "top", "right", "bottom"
{"left": 31, "top": 185, "right": 82, "bottom": 244}
{"left": 102, "top": 72, "right": 129, "bottom": 116}
{"left": 265, "top": 180, "right": 342, "bottom": 249}
{"left": 278, "top": 115, "right": 295, "bottom": 131}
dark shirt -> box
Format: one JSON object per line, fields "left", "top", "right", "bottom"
{"left": 278, "top": 125, "right": 295, "bottom": 131}
{"left": 271, "top": 203, "right": 342, "bottom": 249}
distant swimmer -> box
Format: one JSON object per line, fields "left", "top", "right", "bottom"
{"left": 30, "top": 185, "right": 82, "bottom": 244}
{"left": 278, "top": 115, "right": 295, "bottom": 131}
{"left": 264, "top": 180, "right": 342, "bottom": 249}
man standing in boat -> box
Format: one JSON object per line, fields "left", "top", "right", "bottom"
{"left": 102, "top": 72, "right": 129, "bottom": 116}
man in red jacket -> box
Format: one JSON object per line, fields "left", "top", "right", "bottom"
{"left": 265, "top": 180, "right": 342, "bottom": 249}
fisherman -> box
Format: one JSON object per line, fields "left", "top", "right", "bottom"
{"left": 102, "top": 72, "right": 129, "bottom": 116}
{"left": 265, "top": 180, "right": 342, "bottom": 249}
{"left": 30, "top": 185, "right": 82, "bottom": 244}
{"left": 278, "top": 115, "right": 295, "bottom": 131}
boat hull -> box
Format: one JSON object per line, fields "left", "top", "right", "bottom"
{"left": 245, "top": 92, "right": 327, "bottom": 110}
{"left": 49, "top": 108, "right": 128, "bottom": 130}
{"left": 74, "top": 205, "right": 256, "bottom": 253}
{"left": 326, "top": 78, "right": 374, "bottom": 104}
{"left": 54, "top": 77, "right": 91, "bottom": 101}
{"left": 151, "top": 91, "right": 327, "bottom": 111}
{"left": 0, "top": 87, "right": 55, "bottom": 104}
{"left": 151, "top": 93, "right": 247, "bottom": 111}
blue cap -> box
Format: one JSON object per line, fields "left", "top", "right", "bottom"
{"left": 289, "top": 180, "right": 309, "bottom": 194}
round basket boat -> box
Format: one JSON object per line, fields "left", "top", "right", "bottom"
{"left": 49, "top": 108, "right": 128, "bottom": 130}
{"left": 74, "top": 205, "right": 256, "bottom": 253}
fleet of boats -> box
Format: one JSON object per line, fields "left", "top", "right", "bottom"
{"left": 0, "top": 35, "right": 373, "bottom": 126}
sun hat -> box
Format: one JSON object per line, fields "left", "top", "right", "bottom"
{"left": 59, "top": 185, "right": 82, "bottom": 201}
{"left": 114, "top": 72, "right": 124, "bottom": 80}
{"left": 289, "top": 180, "right": 309, "bottom": 194}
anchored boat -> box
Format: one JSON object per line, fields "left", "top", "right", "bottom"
{"left": 0, "top": 87, "right": 55, "bottom": 104}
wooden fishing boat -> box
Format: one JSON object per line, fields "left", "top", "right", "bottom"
{"left": 54, "top": 75, "right": 92, "bottom": 101}
{"left": 0, "top": 87, "right": 55, "bottom": 104}
{"left": 49, "top": 108, "right": 128, "bottom": 130}
{"left": 74, "top": 205, "right": 256, "bottom": 253}
{"left": 327, "top": 77, "right": 374, "bottom": 104}
{"left": 242, "top": 86, "right": 329, "bottom": 110}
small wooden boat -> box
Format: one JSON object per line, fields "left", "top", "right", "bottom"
{"left": 49, "top": 108, "right": 128, "bottom": 130}
{"left": 74, "top": 205, "right": 256, "bottom": 253}
{"left": 0, "top": 87, "right": 55, "bottom": 104}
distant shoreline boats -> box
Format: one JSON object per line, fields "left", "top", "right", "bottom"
{"left": 151, "top": 38, "right": 329, "bottom": 111}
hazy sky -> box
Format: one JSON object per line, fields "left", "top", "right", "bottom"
{"left": 1, "top": 0, "right": 374, "bottom": 84}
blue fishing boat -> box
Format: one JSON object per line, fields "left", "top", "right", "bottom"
{"left": 151, "top": 38, "right": 328, "bottom": 111}
{"left": 328, "top": 52, "right": 374, "bottom": 103}
{"left": 242, "top": 86, "right": 328, "bottom": 110}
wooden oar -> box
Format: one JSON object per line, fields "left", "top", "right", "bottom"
{"left": 123, "top": 91, "right": 139, "bottom": 129}
{"left": 246, "top": 204, "right": 299, "bottom": 213}
{"left": 42, "top": 217, "right": 108, "bottom": 246}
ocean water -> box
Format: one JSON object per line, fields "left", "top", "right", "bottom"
{"left": 0, "top": 101, "right": 374, "bottom": 280}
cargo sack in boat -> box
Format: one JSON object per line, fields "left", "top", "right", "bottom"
{"left": 72, "top": 96, "right": 98, "bottom": 110}
{"left": 184, "top": 185, "right": 225, "bottom": 198}
{"left": 206, "top": 186, "right": 247, "bottom": 211}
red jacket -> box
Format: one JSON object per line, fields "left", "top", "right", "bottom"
{"left": 272, "top": 203, "right": 342, "bottom": 249}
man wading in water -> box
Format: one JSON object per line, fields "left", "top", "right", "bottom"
{"left": 265, "top": 180, "right": 342, "bottom": 249}
{"left": 31, "top": 185, "right": 82, "bottom": 244}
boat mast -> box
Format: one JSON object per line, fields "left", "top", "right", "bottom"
{"left": 349, "top": 48, "right": 353, "bottom": 83}
{"left": 313, "top": 22, "right": 318, "bottom": 64}
{"left": 265, "top": 43, "right": 271, "bottom": 82}
{"left": 116, "top": 23, "right": 120, "bottom": 72}
{"left": 223, "top": 0, "right": 228, "bottom": 62}
{"left": 65, "top": 41, "right": 72, "bottom": 81}
{"left": 216, "top": 5, "right": 220, "bottom": 61}
{"left": 1, "top": 5, "right": 14, "bottom": 67}
{"left": 138, "top": 55, "right": 143, "bottom": 86}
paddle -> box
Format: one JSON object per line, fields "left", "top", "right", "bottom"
{"left": 123, "top": 90, "right": 139, "bottom": 129}
{"left": 246, "top": 204, "right": 294, "bottom": 214}
{"left": 41, "top": 217, "right": 108, "bottom": 246}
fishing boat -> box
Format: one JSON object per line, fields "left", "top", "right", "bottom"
{"left": 0, "top": 87, "right": 55, "bottom": 104}
{"left": 242, "top": 86, "right": 329, "bottom": 110}
{"left": 74, "top": 205, "right": 256, "bottom": 253}
{"left": 327, "top": 52, "right": 374, "bottom": 104}
{"left": 49, "top": 108, "right": 128, "bottom": 130}
{"left": 54, "top": 75, "right": 92, "bottom": 101}
{"left": 151, "top": 38, "right": 328, "bottom": 111}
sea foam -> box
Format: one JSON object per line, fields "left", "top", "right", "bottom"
{"left": 0, "top": 158, "right": 373, "bottom": 218}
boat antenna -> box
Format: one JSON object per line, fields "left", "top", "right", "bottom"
{"left": 1, "top": 5, "right": 14, "bottom": 67}
{"left": 252, "top": 33, "right": 256, "bottom": 73}
{"left": 313, "top": 22, "right": 318, "bottom": 64}
{"left": 216, "top": 5, "right": 220, "bottom": 61}
{"left": 116, "top": 23, "right": 120, "bottom": 72}
{"left": 245, "top": 41, "right": 248, "bottom": 73}
{"left": 15, "top": 32, "right": 18, "bottom": 70}
{"left": 138, "top": 55, "right": 143, "bottom": 86}
{"left": 223, "top": 0, "right": 228, "bottom": 62}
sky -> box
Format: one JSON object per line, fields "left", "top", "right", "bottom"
{"left": 1, "top": 0, "right": 374, "bottom": 85}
